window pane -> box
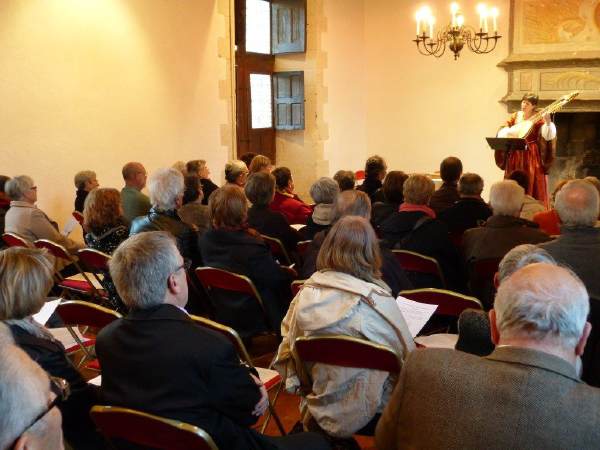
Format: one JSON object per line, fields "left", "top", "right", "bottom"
{"left": 246, "top": 0, "right": 270, "bottom": 54}
{"left": 250, "top": 74, "right": 272, "bottom": 129}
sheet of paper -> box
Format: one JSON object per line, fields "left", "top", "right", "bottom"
{"left": 290, "top": 223, "right": 304, "bottom": 231}
{"left": 89, "top": 375, "right": 102, "bottom": 386}
{"left": 256, "top": 367, "right": 281, "bottom": 390}
{"left": 33, "top": 299, "right": 62, "bottom": 326}
{"left": 395, "top": 296, "right": 438, "bottom": 338}
{"left": 65, "top": 273, "right": 104, "bottom": 290}
{"left": 62, "top": 216, "right": 79, "bottom": 237}
{"left": 47, "top": 327, "right": 92, "bottom": 351}
{"left": 414, "top": 333, "right": 458, "bottom": 349}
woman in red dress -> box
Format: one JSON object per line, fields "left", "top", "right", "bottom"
{"left": 495, "top": 93, "right": 557, "bottom": 207}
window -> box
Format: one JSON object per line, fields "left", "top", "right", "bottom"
{"left": 250, "top": 73, "right": 273, "bottom": 129}
{"left": 245, "top": 0, "right": 270, "bottom": 54}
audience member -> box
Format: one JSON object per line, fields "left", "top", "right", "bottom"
{"left": 357, "top": 155, "right": 387, "bottom": 203}
{"left": 463, "top": 180, "right": 550, "bottom": 266}
{"left": 240, "top": 151, "right": 258, "bottom": 168}
{"left": 508, "top": 170, "right": 545, "bottom": 220}
{"left": 371, "top": 170, "right": 408, "bottom": 229}
{"left": 301, "top": 177, "right": 339, "bottom": 239}
{"left": 73, "top": 170, "right": 98, "bottom": 213}
{"left": 4, "top": 176, "right": 83, "bottom": 270}
{"left": 83, "top": 188, "right": 128, "bottom": 255}
{"left": 120, "top": 162, "right": 151, "bottom": 223}
{"left": 171, "top": 160, "right": 187, "bottom": 175}
{"left": 0, "top": 326, "right": 65, "bottom": 450}
{"left": 186, "top": 159, "right": 218, "bottom": 205}
{"left": 270, "top": 167, "right": 313, "bottom": 225}
{"left": 0, "top": 247, "right": 103, "bottom": 449}
{"left": 0, "top": 175, "right": 11, "bottom": 236}
{"left": 429, "top": 156, "right": 462, "bottom": 214}
{"left": 245, "top": 172, "right": 301, "bottom": 257}
{"left": 496, "top": 244, "right": 555, "bottom": 285}
{"left": 224, "top": 159, "right": 249, "bottom": 188}
{"left": 248, "top": 154, "right": 272, "bottom": 174}
{"left": 300, "top": 190, "right": 412, "bottom": 296}
{"left": 438, "top": 172, "right": 492, "bottom": 236}
{"left": 130, "top": 168, "right": 200, "bottom": 268}
{"left": 333, "top": 170, "right": 356, "bottom": 191}
{"left": 532, "top": 179, "right": 569, "bottom": 235}
{"left": 97, "top": 232, "right": 329, "bottom": 450}
{"left": 376, "top": 263, "right": 600, "bottom": 450}
{"left": 199, "top": 186, "right": 292, "bottom": 337}
{"left": 276, "top": 216, "right": 414, "bottom": 439}
{"left": 178, "top": 175, "right": 210, "bottom": 234}
{"left": 584, "top": 176, "right": 600, "bottom": 223}
{"left": 379, "top": 174, "right": 463, "bottom": 290}
{"left": 455, "top": 309, "right": 494, "bottom": 357}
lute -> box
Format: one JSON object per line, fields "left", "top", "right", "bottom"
{"left": 500, "top": 91, "right": 579, "bottom": 139}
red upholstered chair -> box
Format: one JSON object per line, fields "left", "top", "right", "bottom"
{"left": 392, "top": 249, "right": 446, "bottom": 288}
{"left": 55, "top": 300, "right": 121, "bottom": 370}
{"left": 261, "top": 234, "right": 292, "bottom": 266}
{"left": 90, "top": 406, "right": 219, "bottom": 450}
{"left": 291, "top": 279, "right": 306, "bottom": 297}
{"left": 354, "top": 170, "right": 365, "bottom": 181}
{"left": 2, "top": 232, "right": 31, "bottom": 248}
{"left": 77, "top": 248, "right": 112, "bottom": 292}
{"left": 190, "top": 315, "right": 285, "bottom": 435}
{"left": 296, "top": 240, "right": 312, "bottom": 258}
{"left": 469, "top": 257, "right": 502, "bottom": 310}
{"left": 399, "top": 288, "right": 482, "bottom": 317}
{"left": 72, "top": 210, "right": 84, "bottom": 225}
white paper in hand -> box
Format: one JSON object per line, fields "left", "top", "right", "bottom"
{"left": 395, "top": 296, "right": 438, "bottom": 338}
{"left": 33, "top": 299, "right": 62, "bottom": 326}
{"left": 62, "top": 216, "right": 78, "bottom": 237}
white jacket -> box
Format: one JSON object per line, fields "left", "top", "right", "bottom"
{"left": 274, "top": 270, "right": 414, "bottom": 437}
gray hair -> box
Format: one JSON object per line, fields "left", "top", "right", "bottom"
{"left": 0, "top": 325, "right": 51, "bottom": 449}
{"left": 332, "top": 190, "right": 371, "bottom": 222}
{"left": 310, "top": 177, "right": 339, "bottom": 204}
{"left": 490, "top": 180, "right": 524, "bottom": 216}
{"left": 147, "top": 168, "right": 184, "bottom": 211}
{"left": 498, "top": 244, "right": 555, "bottom": 283}
{"left": 555, "top": 179, "right": 600, "bottom": 227}
{"left": 403, "top": 174, "right": 435, "bottom": 205}
{"left": 495, "top": 263, "right": 589, "bottom": 347}
{"left": 458, "top": 173, "right": 484, "bottom": 196}
{"left": 73, "top": 170, "right": 96, "bottom": 190}
{"left": 5, "top": 175, "right": 34, "bottom": 201}
{"left": 224, "top": 160, "right": 248, "bottom": 183}
{"left": 109, "top": 232, "right": 181, "bottom": 310}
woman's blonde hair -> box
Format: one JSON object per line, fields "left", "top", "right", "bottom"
{"left": 248, "top": 155, "right": 272, "bottom": 174}
{"left": 0, "top": 248, "right": 54, "bottom": 320}
{"left": 317, "top": 216, "right": 382, "bottom": 283}
{"left": 83, "top": 188, "right": 122, "bottom": 234}
{"left": 208, "top": 185, "right": 248, "bottom": 229}
{"left": 403, "top": 174, "right": 435, "bottom": 205}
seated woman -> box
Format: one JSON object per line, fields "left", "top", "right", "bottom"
{"left": 199, "top": 185, "right": 293, "bottom": 337}
{"left": 0, "top": 247, "right": 104, "bottom": 449}
{"left": 371, "top": 170, "right": 408, "bottom": 230}
{"left": 275, "top": 216, "right": 414, "bottom": 438}
{"left": 73, "top": 170, "right": 99, "bottom": 213}
{"left": 300, "top": 177, "right": 339, "bottom": 239}
{"left": 270, "top": 167, "right": 313, "bottom": 225}
{"left": 356, "top": 155, "right": 387, "bottom": 203}
{"left": 248, "top": 154, "right": 273, "bottom": 175}
{"left": 4, "top": 175, "right": 83, "bottom": 272}
{"left": 186, "top": 159, "right": 218, "bottom": 205}
{"left": 245, "top": 172, "right": 301, "bottom": 258}
{"left": 83, "top": 187, "right": 128, "bottom": 313}
{"left": 178, "top": 175, "right": 210, "bottom": 234}
{"left": 224, "top": 160, "right": 249, "bottom": 189}
{"left": 300, "top": 190, "right": 412, "bottom": 296}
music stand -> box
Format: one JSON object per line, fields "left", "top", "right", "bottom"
{"left": 487, "top": 137, "right": 527, "bottom": 172}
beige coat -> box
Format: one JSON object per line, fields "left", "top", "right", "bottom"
{"left": 274, "top": 270, "right": 414, "bottom": 437}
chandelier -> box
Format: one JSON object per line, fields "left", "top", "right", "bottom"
{"left": 413, "top": 3, "right": 501, "bottom": 60}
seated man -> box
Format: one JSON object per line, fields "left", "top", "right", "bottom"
{"left": 96, "top": 232, "right": 329, "bottom": 450}
{"left": 0, "top": 326, "right": 64, "bottom": 450}
{"left": 376, "top": 263, "right": 600, "bottom": 450}
{"left": 270, "top": 167, "right": 312, "bottom": 225}
{"left": 429, "top": 156, "right": 462, "bottom": 215}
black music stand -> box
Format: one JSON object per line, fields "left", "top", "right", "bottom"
{"left": 487, "top": 137, "right": 527, "bottom": 172}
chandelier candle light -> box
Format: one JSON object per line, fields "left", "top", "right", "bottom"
{"left": 413, "top": 3, "right": 501, "bottom": 59}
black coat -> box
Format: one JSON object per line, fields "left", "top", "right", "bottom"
{"left": 201, "top": 178, "right": 219, "bottom": 205}
{"left": 74, "top": 189, "right": 88, "bottom": 213}
{"left": 371, "top": 201, "right": 400, "bottom": 230}
{"left": 437, "top": 197, "right": 492, "bottom": 235}
{"left": 379, "top": 211, "right": 465, "bottom": 291}
{"left": 247, "top": 205, "right": 301, "bottom": 257}
{"left": 199, "top": 229, "right": 292, "bottom": 337}
{"left": 130, "top": 207, "right": 201, "bottom": 268}
{"left": 429, "top": 183, "right": 460, "bottom": 215}
{"left": 10, "top": 324, "right": 103, "bottom": 449}
{"left": 357, "top": 178, "right": 384, "bottom": 203}
{"left": 95, "top": 304, "right": 278, "bottom": 450}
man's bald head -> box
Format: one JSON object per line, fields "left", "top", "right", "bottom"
{"left": 122, "top": 162, "right": 147, "bottom": 190}
{"left": 555, "top": 179, "right": 600, "bottom": 227}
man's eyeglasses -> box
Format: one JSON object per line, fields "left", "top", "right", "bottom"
{"left": 22, "top": 377, "right": 69, "bottom": 433}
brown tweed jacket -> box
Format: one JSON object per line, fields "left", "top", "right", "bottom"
{"left": 376, "top": 347, "right": 600, "bottom": 450}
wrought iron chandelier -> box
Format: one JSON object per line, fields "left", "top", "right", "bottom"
{"left": 413, "top": 3, "right": 501, "bottom": 60}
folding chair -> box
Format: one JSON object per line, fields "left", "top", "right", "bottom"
{"left": 2, "top": 232, "right": 31, "bottom": 248}
{"left": 296, "top": 240, "right": 312, "bottom": 258}
{"left": 468, "top": 257, "right": 501, "bottom": 310}
{"left": 55, "top": 300, "right": 121, "bottom": 370}
{"left": 392, "top": 249, "right": 446, "bottom": 288}
{"left": 190, "top": 315, "right": 286, "bottom": 435}
{"left": 77, "top": 248, "right": 111, "bottom": 291}
{"left": 34, "top": 239, "right": 105, "bottom": 301}
{"left": 72, "top": 210, "right": 84, "bottom": 225}
{"left": 291, "top": 279, "right": 306, "bottom": 297}
{"left": 90, "top": 405, "right": 218, "bottom": 450}
{"left": 261, "top": 234, "right": 292, "bottom": 266}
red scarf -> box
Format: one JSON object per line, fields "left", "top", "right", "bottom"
{"left": 399, "top": 203, "right": 436, "bottom": 218}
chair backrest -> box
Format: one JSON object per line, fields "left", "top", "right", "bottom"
{"left": 392, "top": 249, "right": 446, "bottom": 288}
{"left": 2, "top": 232, "right": 31, "bottom": 248}
{"left": 55, "top": 300, "right": 121, "bottom": 329}
{"left": 399, "top": 288, "right": 482, "bottom": 317}
{"left": 72, "top": 210, "right": 84, "bottom": 225}
{"left": 294, "top": 335, "right": 401, "bottom": 375}
{"left": 296, "top": 240, "right": 312, "bottom": 257}
{"left": 469, "top": 257, "right": 501, "bottom": 309}
{"left": 291, "top": 279, "right": 306, "bottom": 297}
{"left": 195, "top": 266, "right": 263, "bottom": 305}
{"left": 261, "top": 234, "right": 292, "bottom": 266}
{"left": 355, "top": 170, "right": 365, "bottom": 181}
{"left": 190, "top": 315, "right": 252, "bottom": 365}
{"left": 34, "top": 239, "right": 72, "bottom": 262}
{"left": 90, "top": 405, "right": 219, "bottom": 450}
{"left": 78, "top": 248, "right": 111, "bottom": 272}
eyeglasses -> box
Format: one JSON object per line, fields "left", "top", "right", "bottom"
{"left": 22, "top": 377, "right": 69, "bottom": 434}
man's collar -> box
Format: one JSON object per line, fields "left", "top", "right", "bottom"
{"left": 9, "top": 201, "right": 35, "bottom": 208}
